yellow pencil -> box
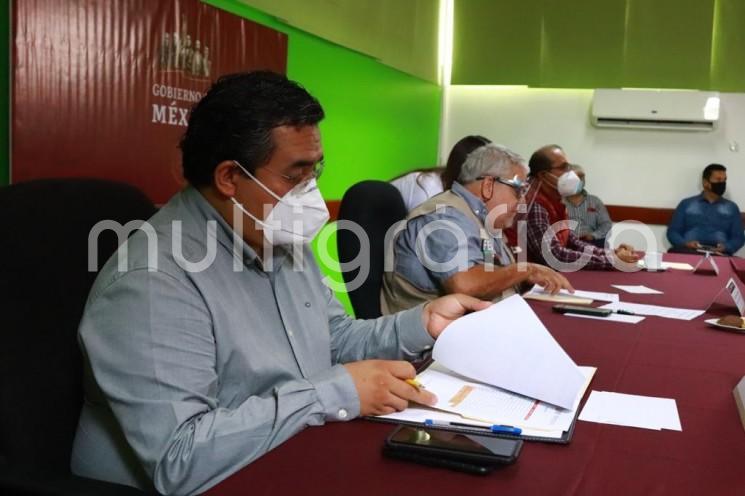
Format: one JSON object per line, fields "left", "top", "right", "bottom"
{"left": 405, "top": 378, "right": 425, "bottom": 391}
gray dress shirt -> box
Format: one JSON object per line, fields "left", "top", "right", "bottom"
{"left": 563, "top": 192, "right": 612, "bottom": 240}
{"left": 70, "top": 186, "right": 433, "bottom": 495}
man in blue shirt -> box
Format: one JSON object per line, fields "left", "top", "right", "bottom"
{"left": 667, "top": 163, "right": 744, "bottom": 255}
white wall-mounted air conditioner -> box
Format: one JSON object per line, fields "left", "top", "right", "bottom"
{"left": 591, "top": 89, "right": 720, "bottom": 131}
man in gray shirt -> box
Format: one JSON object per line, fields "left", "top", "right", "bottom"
{"left": 562, "top": 164, "right": 612, "bottom": 248}
{"left": 381, "top": 144, "right": 572, "bottom": 314}
{"left": 70, "top": 72, "right": 488, "bottom": 495}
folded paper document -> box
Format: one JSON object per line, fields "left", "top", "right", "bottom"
{"left": 707, "top": 277, "right": 745, "bottom": 317}
{"left": 692, "top": 252, "right": 720, "bottom": 275}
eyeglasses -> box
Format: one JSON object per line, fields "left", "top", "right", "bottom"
{"left": 259, "top": 160, "right": 325, "bottom": 186}
{"left": 549, "top": 162, "right": 570, "bottom": 173}
{"left": 476, "top": 175, "right": 530, "bottom": 197}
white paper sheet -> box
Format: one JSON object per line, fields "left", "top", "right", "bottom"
{"left": 579, "top": 391, "right": 681, "bottom": 431}
{"left": 599, "top": 301, "right": 704, "bottom": 321}
{"left": 525, "top": 285, "right": 619, "bottom": 303}
{"left": 611, "top": 285, "right": 664, "bottom": 295}
{"left": 565, "top": 312, "right": 646, "bottom": 324}
{"left": 433, "top": 294, "right": 585, "bottom": 409}
{"left": 379, "top": 365, "right": 597, "bottom": 438}
{"left": 637, "top": 260, "right": 694, "bottom": 271}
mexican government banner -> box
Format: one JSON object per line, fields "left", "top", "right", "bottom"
{"left": 12, "top": 0, "right": 288, "bottom": 203}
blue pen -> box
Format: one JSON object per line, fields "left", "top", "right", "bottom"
{"left": 424, "top": 419, "right": 522, "bottom": 435}
{"left": 489, "top": 424, "right": 522, "bottom": 435}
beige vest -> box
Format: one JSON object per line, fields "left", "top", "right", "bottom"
{"left": 380, "top": 190, "right": 517, "bottom": 315}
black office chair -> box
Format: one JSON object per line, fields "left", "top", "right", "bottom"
{"left": 0, "top": 178, "right": 156, "bottom": 495}
{"left": 337, "top": 180, "right": 407, "bottom": 319}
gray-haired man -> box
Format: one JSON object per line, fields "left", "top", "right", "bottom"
{"left": 381, "top": 144, "right": 573, "bottom": 314}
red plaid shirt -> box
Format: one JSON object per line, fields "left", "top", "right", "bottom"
{"left": 522, "top": 189, "right": 613, "bottom": 270}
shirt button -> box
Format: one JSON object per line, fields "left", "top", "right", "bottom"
{"left": 305, "top": 302, "right": 311, "bottom": 308}
{"left": 288, "top": 330, "right": 294, "bottom": 337}
{"left": 338, "top": 408, "right": 348, "bottom": 419}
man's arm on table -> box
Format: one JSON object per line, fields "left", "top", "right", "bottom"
{"left": 442, "top": 262, "right": 572, "bottom": 298}
{"left": 526, "top": 204, "right": 611, "bottom": 269}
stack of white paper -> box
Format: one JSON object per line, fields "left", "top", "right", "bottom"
{"left": 565, "top": 312, "right": 645, "bottom": 324}
{"left": 599, "top": 301, "right": 704, "bottom": 321}
{"left": 579, "top": 391, "right": 682, "bottom": 431}
{"left": 525, "top": 285, "right": 620, "bottom": 304}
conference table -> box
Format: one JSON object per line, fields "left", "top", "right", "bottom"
{"left": 207, "top": 254, "right": 745, "bottom": 496}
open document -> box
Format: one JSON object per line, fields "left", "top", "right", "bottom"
{"left": 379, "top": 363, "right": 596, "bottom": 440}
{"left": 432, "top": 294, "right": 586, "bottom": 409}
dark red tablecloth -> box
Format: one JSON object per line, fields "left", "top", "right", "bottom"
{"left": 207, "top": 254, "right": 745, "bottom": 496}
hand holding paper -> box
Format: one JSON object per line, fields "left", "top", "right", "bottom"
{"left": 422, "top": 294, "right": 492, "bottom": 338}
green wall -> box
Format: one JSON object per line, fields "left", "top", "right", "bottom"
{"left": 204, "top": 0, "right": 442, "bottom": 315}
{"left": 239, "top": 0, "right": 440, "bottom": 83}
{"left": 203, "top": 0, "right": 442, "bottom": 199}
{"left": 453, "top": 0, "right": 745, "bottom": 91}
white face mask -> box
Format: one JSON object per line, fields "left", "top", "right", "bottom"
{"left": 557, "top": 170, "right": 582, "bottom": 197}
{"left": 230, "top": 161, "right": 330, "bottom": 246}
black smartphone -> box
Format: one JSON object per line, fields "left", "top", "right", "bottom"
{"left": 552, "top": 304, "right": 612, "bottom": 317}
{"left": 383, "top": 426, "right": 522, "bottom": 474}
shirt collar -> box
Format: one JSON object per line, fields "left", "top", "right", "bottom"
{"left": 180, "top": 186, "right": 271, "bottom": 268}
{"left": 698, "top": 192, "right": 727, "bottom": 204}
{"left": 564, "top": 192, "right": 587, "bottom": 207}
{"left": 451, "top": 181, "right": 489, "bottom": 222}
